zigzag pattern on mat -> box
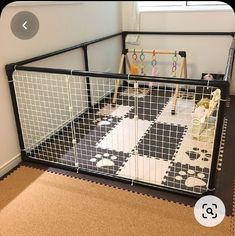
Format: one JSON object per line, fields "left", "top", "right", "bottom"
{"left": 230, "top": 174, "right": 235, "bottom": 235}
{"left": 0, "top": 164, "right": 22, "bottom": 181}
{"left": 119, "top": 97, "right": 173, "bottom": 161}
{"left": 116, "top": 121, "right": 186, "bottom": 185}
{"left": 162, "top": 127, "right": 188, "bottom": 177}
{"left": 217, "top": 118, "right": 228, "bottom": 171}
{"left": 94, "top": 94, "right": 173, "bottom": 183}
{"left": 3, "top": 163, "right": 193, "bottom": 209}
{"left": 95, "top": 92, "right": 171, "bottom": 167}
{"left": 137, "top": 122, "right": 186, "bottom": 161}
{"left": 226, "top": 97, "right": 231, "bottom": 108}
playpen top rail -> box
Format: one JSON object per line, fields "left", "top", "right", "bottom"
{"left": 123, "top": 31, "right": 235, "bottom": 37}
{"left": 12, "top": 65, "right": 229, "bottom": 91}
{"left": 8, "top": 31, "right": 235, "bottom": 67}
{"left": 13, "top": 32, "right": 123, "bottom": 66}
{"left": 6, "top": 31, "right": 234, "bottom": 87}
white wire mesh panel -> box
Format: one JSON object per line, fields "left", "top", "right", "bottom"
{"left": 90, "top": 77, "right": 115, "bottom": 105}
{"left": 113, "top": 82, "right": 220, "bottom": 194}
{"left": 69, "top": 75, "right": 220, "bottom": 194}
{"left": 13, "top": 70, "right": 221, "bottom": 194}
{"left": 71, "top": 76, "right": 132, "bottom": 175}
{"left": 13, "top": 71, "right": 88, "bottom": 167}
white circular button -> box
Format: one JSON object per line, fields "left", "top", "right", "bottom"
{"left": 194, "top": 195, "right": 225, "bottom": 227}
{"left": 11, "top": 11, "right": 39, "bottom": 40}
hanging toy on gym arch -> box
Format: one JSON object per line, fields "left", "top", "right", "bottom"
{"left": 130, "top": 49, "right": 139, "bottom": 75}
{"left": 140, "top": 49, "right": 145, "bottom": 76}
{"left": 172, "top": 50, "right": 178, "bottom": 77}
{"left": 151, "top": 50, "right": 157, "bottom": 76}
{"left": 149, "top": 50, "right": 158, "bottom": 92}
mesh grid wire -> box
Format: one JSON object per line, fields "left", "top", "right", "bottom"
{"left": 13, "top": 70, "right": 220, "bottom": 194}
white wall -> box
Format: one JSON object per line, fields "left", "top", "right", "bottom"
{"left": 0, "top": 1, "right": 122, "bottom": 176}
{"left": 122, "top": 4, "right": 235, "bottom": 92}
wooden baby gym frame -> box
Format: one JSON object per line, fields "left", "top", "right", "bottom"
{"left": 112, "top": 49, "right": 187, "bottom": 115}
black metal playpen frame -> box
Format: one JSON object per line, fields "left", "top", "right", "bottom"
{"left": 5, "top": 31, "right": 235, "bottom": 197}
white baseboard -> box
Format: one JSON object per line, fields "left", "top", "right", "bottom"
{"left": 0, "top": 154, "right": 21, "bottom": 178}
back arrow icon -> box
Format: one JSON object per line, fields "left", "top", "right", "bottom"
{"left": 22, "top": 21, "right": 27, "bottom": 30}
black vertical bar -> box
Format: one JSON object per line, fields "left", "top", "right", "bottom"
{"left": 208, "top": 82, "right": 229, "bottom": 193}
{"left": 5, "top": 64, "right": 26, "bottom": 159}
{"left": 122, "top": 32, "right": 127, "bottom": 74}
{"left": 82, "top": 45, "right": 92, "bottom": 107}
{"left": 122, "top": 32, "right": 129, "bottom": 88}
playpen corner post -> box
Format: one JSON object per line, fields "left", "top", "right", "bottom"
{"left": 5, "top": 63, "right": 26, "bottom": 160}
{"left": 207, "top": 82, "right": 229, "bottom": 194}
{"left": 82, "top": 45, "right": 92, "bottom": 108}
{"left": 122, "top": 32, "right": 127, "bottom": 74}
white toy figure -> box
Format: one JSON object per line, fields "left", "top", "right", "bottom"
{"left": 192, "top": 106, "right": 207, "bottom": 122}
{"left": 208, "top": 89, "right": 221, "bottom": 114}
{"left": 191, "top": 89, "right": 221, "bottom": 140}
{"left": 203, "top": 73, "right": 214, "bottom": 80}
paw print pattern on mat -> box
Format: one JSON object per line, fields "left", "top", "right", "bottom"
{"left": 94, "top": 117, "right": 114, "bottom": 126}
{"left": 162, "top": 162, "right": 209, "bottom": 194}
{"left": 175, "top": 169, "right": 206, "bottom": 187}
{"left": 173, "top": 144, "right": 212, "bottom": 169}
{"left": 77, "top": 149, "right": 129, "bottom": 175}
{"left": 185, "top": 147, "right": 211, "bottom": 161}
{"left": 89, "top": 152, "right": 117, "bottom": 167}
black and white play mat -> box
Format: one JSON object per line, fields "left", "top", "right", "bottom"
{"left": 29, "top": 88, "right": 215, "bottom": 195}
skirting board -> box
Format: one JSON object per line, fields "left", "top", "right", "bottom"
{"left": 0, "top": 154, "right": 21, "bottom": 178}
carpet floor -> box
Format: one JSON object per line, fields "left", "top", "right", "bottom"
{"left": 0, "top": 165, "right": 233, "bottom": 236}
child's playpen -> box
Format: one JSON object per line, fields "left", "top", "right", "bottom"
{"left": 6, "top": 31, "right": 235, "bottom": 197}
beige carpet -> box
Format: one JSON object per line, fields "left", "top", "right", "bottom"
{"left": 0, "top": 165, "right": 233, "bottom": 236}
